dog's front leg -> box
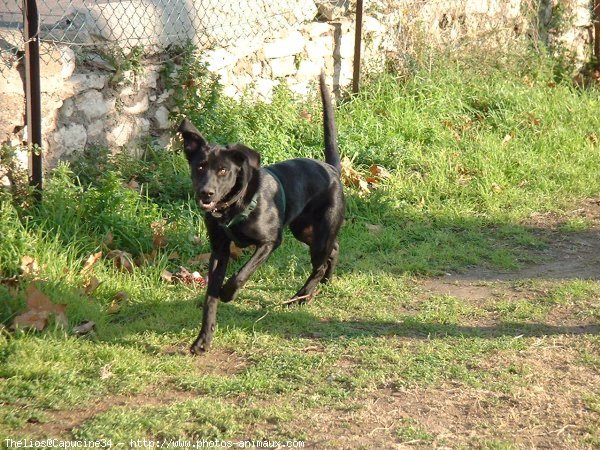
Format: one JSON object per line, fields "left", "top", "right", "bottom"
{"left": 220, "top": 240, "right": 280, "bottom": 302}
{"left": 190, "top": 239, "right": 230, "bottom": 354}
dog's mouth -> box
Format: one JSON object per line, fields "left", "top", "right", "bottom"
{"left": 198, "top": 200, "right": 217, "bottom": 212}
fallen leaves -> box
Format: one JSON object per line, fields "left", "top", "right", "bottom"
{"left": 151, "top": 220, "right": 167, "bottom": 250}
{"left": 20, "top": 255, "right": 39, "bottom": 276}
{"left": 12, "top": 284, "right": 67, "bottom": 331}
{"left": 340, "top": 157, "right": 391, "bottom": 195}
{"left": 72, "top": 320, "right": 95, "bottom": 336}
{"left": 366, "top": 223, "right": 383, "bottom": 234}
{"left": 188, "top": 253, "right": 211, "bottom": 265}
{"left": 107, "top": 291, "right": 129, "bottom": 314}
{"left": 83, "top": 276, "right": 102, "bottom": 295}
{"left": 106, "top": 250, "right": 135, "bottom": 273}
{"left": 162, "top": 266, "right": 206, "bottom": 286}
{"left": 81, "top": 251, "right": 103, "bottom": 274}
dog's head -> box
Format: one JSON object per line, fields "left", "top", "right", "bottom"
{"left": 178, "top": 119, "right": 260, "bottom": 213}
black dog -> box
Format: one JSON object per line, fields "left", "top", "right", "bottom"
{"left": 178, "top": 73, "right": 345, "bottom": 353}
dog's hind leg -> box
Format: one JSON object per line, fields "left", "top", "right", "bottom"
{"left": 322, "top": 240, "right": 339, "bottom": 284}
{"left": 288, "top": 216, "right": 341, "bottom": 305}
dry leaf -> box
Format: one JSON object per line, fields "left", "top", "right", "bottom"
{"left": 72, "top": 320, "right": 95, "bottom": 336}
{"left": 299, "top": 109, "right": 312, "bottom": 121}
{"left": 527, "top": 113, "right": 541, "bottom": 126}
{"left": 83, "top": 277, "right": 102, "bottom": 295}
{"left": 81, "top": 251, "right": 102, "bottom": 274}
{"left": 171, "top": 266, "right": 206, "bottom": 286}
{"left": 135, "top": 250, "right": 157, "bottom": 267}
{"left": 107, "top": 300, "right": 121, "bottom": 314}
{"left": 0, "top": 276, "right": 19, "bottom": 288}
{"left": 106, "top": 250, "right": 134, "bottom": 273}
{"left": 369, "top": 165, "right": 391, "bottom": 179}
{"left": 167, "top": 251, "right": 180, "bottom": 260}
{"left": 457, "top": 174, "right": 472, "bottom": 186}
{"left": 100, "top": 364, "right": 113, "bottom": 380}
{"left": 502, "top": 133, "right": 513, "bottom": 145}
{"left": 150, "top": 220, "right": 167, "bottom": 250}
{"left": 366, "top": 223, "right": 383, "bottom": 233}
{"left": 491, "top": 183, "right": 503, "bottom": 193}
{"left": 20, "top": 256, "right": 39, "bottom": 276}
{"left": 161, "top": 270, "right": 173, "bottom": 283}
{"left": 124, "top": 179, "right": 140, "bottom": 190}
{"left": 341, "top": 157, "right": 370, "bottom": 194}
{"left": 112, "top": 291, "right": 129, "bottom": 302}
{"left": 12, "top": 284, "right": 67, "bottom": 330}
{"left": 188, "top": 253, "right": 211, "bottom": 265}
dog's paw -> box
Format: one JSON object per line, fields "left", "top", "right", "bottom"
{"left": 219, "top": 279, "right": 239, "bottom": 303}
{"left": 190, "top": 336, "right": 211, "bottom": 354}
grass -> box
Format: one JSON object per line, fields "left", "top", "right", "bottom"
{"left": 0, "top": 51, "right": 599, "bottom": 447}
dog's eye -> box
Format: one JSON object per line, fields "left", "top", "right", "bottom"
{"left": 217, "top": 168, "right": 227, "bottom": 176}
{"left": 198, "top": 163, "right": 207, "bottom": 172}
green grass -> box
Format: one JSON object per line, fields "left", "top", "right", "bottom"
{"left": 1, "top": 52, "right": 599, "bottom": 446}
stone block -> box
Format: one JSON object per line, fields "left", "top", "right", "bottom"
{"left": 87, "top": 119, "right": 105, "bottom": 141}
{"left": 287, "top": 80, "right": 310, "bottom": 96}
{"left": 300, "top": 21, "right": 335, "bottom": 38}
{"left": 0, "top": 93, "right": 24, "bottom": 144}
{"left": 297, "top": 59, "right": 323, "bottom": 81}
{"left": 75, "top": 90, "right": 111, "bottom": 120}
{"left": 107, "top": 121, "right": 134, "bottom": 147}
{"left": 254, "top": 78, "right": 280, "bottom": 102}
{"left": 67, "top": 73, "right": 109, "bottom": 95}
{"left": 122, "top": 93, "right": 150, "bottom": 115}
{"left": 306, "top": 35, "right": 334, "bottom": 60}
{"left": 264, "top": 31, "right": 306, "bottom": 58}
{"left": 201, "top": 48, "right": 239, "bottom": 72}
{"left": 154, "top": 106, "right": 170, "bottom": 130}
{"left": 52, "top": 124, "right": 87, "bottom": 157}
{"left": 0, "top": 63, "right": 24, "bottom": 96}
{"left": 268, "top": 56, "right": 297, "bottom": 78}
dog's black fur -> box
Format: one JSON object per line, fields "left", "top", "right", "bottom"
{"left": 179, "top": 74, "right": 345, "bottom": 353}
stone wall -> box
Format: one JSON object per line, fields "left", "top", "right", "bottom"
{"left": 0, "top": 0, "right": 595, "bottom": 177}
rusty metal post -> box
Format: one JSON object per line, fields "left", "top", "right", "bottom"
{"left": 23, "top": 0, "right": 43, "bottom": 200}
{"left": 352, "top": 0, "right": 364, "bottom": 94}
{"left": 594, "top": 0, "right": 600, "bottom": 61}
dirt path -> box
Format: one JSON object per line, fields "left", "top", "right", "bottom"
{"left": 422, "top": 198, "right": 600, "bottom": 300}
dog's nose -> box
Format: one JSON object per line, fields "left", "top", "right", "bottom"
{"left": 200, "top": 189, "right": 214, "bottom": 200}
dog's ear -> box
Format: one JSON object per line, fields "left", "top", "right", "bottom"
{"left": 178, "top": 119, "right": 208, "bottom": 160}
{"left": 227, "top": 144, "right": 261, "bottom": 171}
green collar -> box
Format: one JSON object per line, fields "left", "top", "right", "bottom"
{"left": 222, "top": 193, "right": 258, "bottom": 229}
{"left": 210, "top": 167, "right": 286, "bottom": 244}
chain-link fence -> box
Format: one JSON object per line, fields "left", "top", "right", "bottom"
{"left": 0, "top": 0, "right": 352, "bottom": 75}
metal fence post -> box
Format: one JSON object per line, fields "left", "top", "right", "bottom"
{"left": 23, "top": 0, "right": 43, "bottom": 200}
{"left": 352, "top": 0, "right": 364, "bottom": 94}
{"left": 594, "top": 0, "right": 600, "bottom": 61}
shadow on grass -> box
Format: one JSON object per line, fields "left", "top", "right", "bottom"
{"left": 102, "top": 297, "right": 599, "bottom": 352}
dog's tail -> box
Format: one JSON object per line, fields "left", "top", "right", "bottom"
{"left": 319, "top": 72, "right": 341, "bottom": 173}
